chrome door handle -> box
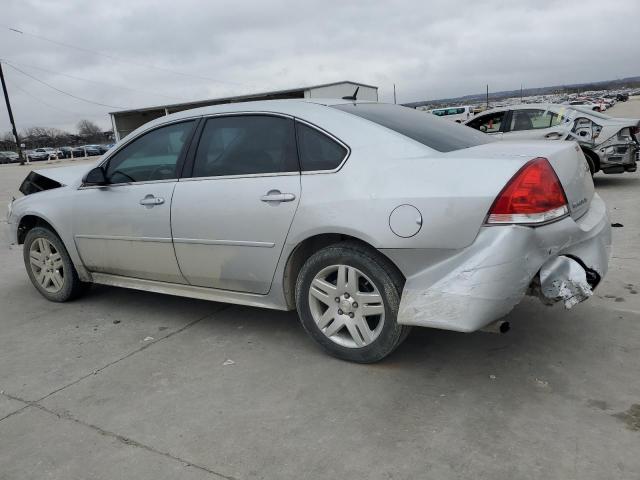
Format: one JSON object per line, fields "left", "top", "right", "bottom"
{"left": 260, "top": 190, "right": 296, "bottom": 203}
{"left": 139, "top": 195, "right": 165, "bottom": 206}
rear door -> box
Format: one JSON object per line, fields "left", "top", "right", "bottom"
{"left": 171, "top": 114, "right": 301, "bottom": 294}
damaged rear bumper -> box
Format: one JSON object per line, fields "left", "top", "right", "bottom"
{"left": 598, "top": 141, "right": 638, "bottom": 173}
{"left": 394, "top": 194, "right": 611, "bottom": 332}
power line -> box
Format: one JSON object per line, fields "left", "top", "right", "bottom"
{"left": 0, "top": 57, "right": 190, "bottom": 102}
{"left": 3, "top": 62, "right": 124, "bottom": 109}
{"left": 3, "top": 25, "right": 247, "bottom": 87}
{"left": 5, "top": 78, "right": 84, "bottom": 116}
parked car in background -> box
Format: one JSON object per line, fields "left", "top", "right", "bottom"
{"left": 616, "top": 93, "right": 629, "bottom": 102}
{"left": 8, "top": 100, "right": 610, "bottom": 362}
{"left": 565, "top": 99, "right": 605, "bottom": 112}
{"left": 71, "top": 145, "right": 101, "bottom": 157}
{"left": 71, "top": 146, "right": 86, "bottom": 157}
{"left": 0, "top": 151, "right": 19, "bottom": 164}
{"left": 27, "top": 148, "right": 60, "bottom": 162}
{"left": 428, "top": 105, "right": 475, "bottom": 123}
{"left": 58, "top": 147, "right": 74, "bottom": 159}
{"left": 97, "top": 144, "right": 114, "bottom": 154}
{"left": 83, "top": 145, "right": 103, "bottom": 156}
{"left": 465, "top": 104, "right": 639, "bottom": 175}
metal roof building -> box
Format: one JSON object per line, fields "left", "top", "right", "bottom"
{"left": 109, "top": 80, "right": 378, "bottom": 140}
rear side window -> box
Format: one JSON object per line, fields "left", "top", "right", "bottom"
{"left": 296, "top": 122, "right": 347, "bottom": 171}
{"left": 333, "top": 103, "right": 491, "bottom": 152}
{"left": 192, "top": 115, "right": 298, "bottom": 177}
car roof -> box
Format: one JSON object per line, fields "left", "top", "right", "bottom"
{"left": 125, "top": 98, "right": 381, "bottom": 136}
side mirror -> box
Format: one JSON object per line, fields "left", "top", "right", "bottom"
{"left": 83, "top": 166, "right": 108, "bottom": 186}
{"left": 479, "top": 125, "right": 488, "bottom": 132}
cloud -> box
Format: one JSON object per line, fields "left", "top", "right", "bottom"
{"left": 0, "top": 0, "right": 638, "bottom": 132}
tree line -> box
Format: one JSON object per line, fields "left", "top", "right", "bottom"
{"left": 0, "top": 120, "right": 113, "bottom": 151}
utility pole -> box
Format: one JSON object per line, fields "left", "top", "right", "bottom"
{"left": 520, "top": 84, "right": 523, "bottom": 102}
{"left": 393, "top": 84, "right": 397, "bottom": 104}
{"left": 486, "top": 84, "right": 489, "bottom": 109}
{"left": 0, "top": 62, "right": 25, "bottom": 165}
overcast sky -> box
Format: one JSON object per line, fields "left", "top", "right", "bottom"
{"left": 1, "top": 0, "right": 638, "bottom": 133}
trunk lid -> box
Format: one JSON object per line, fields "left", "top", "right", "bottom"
{"left": 450, "top": 140, "right": 594, "bottom": 221}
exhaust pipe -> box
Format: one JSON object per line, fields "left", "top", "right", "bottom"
{"left": 481, "top": 320, "right": 510, "bottom": 334}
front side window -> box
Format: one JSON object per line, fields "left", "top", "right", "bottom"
{"left": 192, "top": 115, "right": 298, "bottom": 178}
{"left": 106, "top": 121, "right": 195, "bottom": 183}
{"left": 508, "top": 109, "right": 567, "bottom": 131}
{"left": 296, "top": 122, "right": 347, "bottom": 171}
{"left": 466, "top": 111, "right": 506, "bottom": 134}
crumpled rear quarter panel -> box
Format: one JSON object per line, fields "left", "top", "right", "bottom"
{"left": 392, "top": 194, "right": 611, "bottom": 332}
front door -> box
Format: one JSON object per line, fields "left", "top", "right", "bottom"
{"left": 171, "top": 115, "right": 301, "bottom": 294}
{"left": 503, "top": 108, "right": 571, "bottom": 141}
{"left": 73, "top": 120, "right": 196, "bottom": 283}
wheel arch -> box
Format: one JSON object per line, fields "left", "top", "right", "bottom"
{"left": 17, "top": 214, "right": 61, "bottom": 245}
{"left": 281, "top": 232, "right": 405, "bottom": 309}
{"left": 581, "top": 147, "right": 600, "bottom": 173}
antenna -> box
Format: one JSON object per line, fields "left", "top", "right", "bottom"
{"left": 342, "top": 86, "right": 359, "bottom": 101}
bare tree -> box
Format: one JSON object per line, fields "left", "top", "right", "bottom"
{"left": 77, "top": 119, "right": 102, "bottom": 139}
{"left": 0, "top": 131, "right": 16, "bottom": 150}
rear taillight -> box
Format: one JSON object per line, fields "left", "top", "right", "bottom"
{"left": 486, "top": 157, "right": 569, "bottom": 225}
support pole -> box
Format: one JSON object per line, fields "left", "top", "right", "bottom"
{"left": 0, "top": 62, "right": 25, "bottom": 165}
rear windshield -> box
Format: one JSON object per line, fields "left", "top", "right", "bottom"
{"left": 332, "top": 103, "right": 492, "bottom": 152}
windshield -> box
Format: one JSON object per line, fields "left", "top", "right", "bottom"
{"left": 332, "top": 103, "right": 492, "bottom": 152}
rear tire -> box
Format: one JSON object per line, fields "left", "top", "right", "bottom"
{"left": 582, "top": 148, "right": 597, "bottom": 176}
{"left": 295, "top": 242, "right": 410, "bottom": 363}
{"left": 23, "top": 227, "right": 88, "bottom": 302}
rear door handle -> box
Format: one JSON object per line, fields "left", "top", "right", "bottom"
{"left": 139, "top": 195, "right": 165, "bottom": 206}
{"left": 260, "top": 190, "right": 296, "bottom": 203}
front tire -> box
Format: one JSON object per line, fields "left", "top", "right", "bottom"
{"left": 295, "top": 242, "right": 409, "bottom": 363}
{"left": 23, "top": 227, "right": 87, "bottom": 302}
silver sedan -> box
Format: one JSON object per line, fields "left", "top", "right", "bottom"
{"left": 7, "top": 100, "right": 611, "bottom": 362}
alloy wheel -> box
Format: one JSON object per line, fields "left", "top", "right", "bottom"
{"left": 29, "top": 238, "right": 65, "bottom": 293}
{"left": 308, "top": 264, "right": 385, "bottom": 348}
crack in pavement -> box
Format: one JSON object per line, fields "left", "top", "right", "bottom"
{"left": 2, "top": 401, "right": 238, "bottom": 480}
{"left": 0, "top": 304, "right": 236, "bottom": 479}
{"left": 0, "top": 393, "right": 30, "bottom": 423}
{"left": 36, "top": 304, "right": 230, "bottom": 404}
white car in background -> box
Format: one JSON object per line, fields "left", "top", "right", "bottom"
{"left": 428, "top": 105, "right": 475, "bottom": 123}
{"left": 465, "top": 104, "right": 639, "bottom": 175}
{"left": 565, "top": 99, "right": 606, "bottom": 112}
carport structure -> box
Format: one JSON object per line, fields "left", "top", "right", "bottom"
{"left": 109, "top": 80, "right": 378, "bottom": 141}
